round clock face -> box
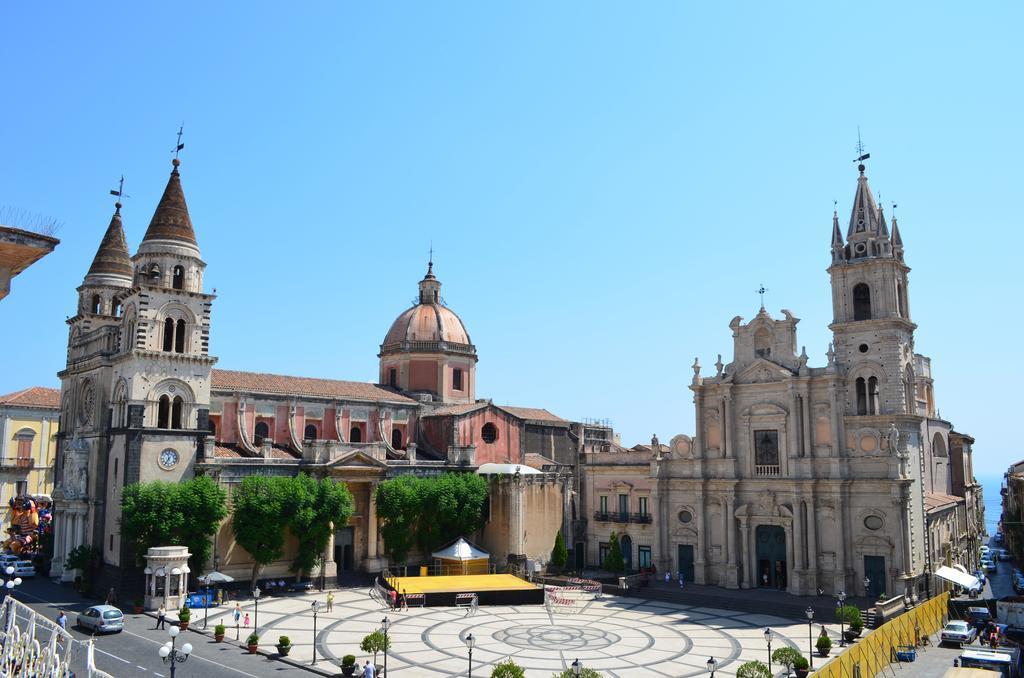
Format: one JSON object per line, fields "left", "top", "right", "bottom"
{"left": 158, "top": 448, "right": 180, "bottom": 470}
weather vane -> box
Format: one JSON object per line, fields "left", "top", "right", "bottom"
{"left": 854, "top": 126, "right": 870, "bottom": 163}
{"left": 756, "top": 284, "right": 768, "bottom": 309}
{"left": 109, "top": 175, "right": 129, "bottom": 206}
{"left": 173, "top": 124, "right": 185, "bottom": 160}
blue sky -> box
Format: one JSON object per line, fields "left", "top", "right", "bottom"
{"left": 1, "top": 3, "right": 1020, "bottom": 478}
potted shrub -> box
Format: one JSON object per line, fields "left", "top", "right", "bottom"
{"left": 276, "top": 635, "right": 292, "bottom": 657}
{"left": 735, "top": 660, "right": 771, "bottom": 678}
{"left": 246, "top": 632, "right": 260, "bottom": 654}
{"left": 771, "top": 647, "right": 802, "bottom": 676}
{"left": 214, "top": 623, "right": 226, "bottom": 643}
{"left": 837, "top": 604, "right": 863, "bottom": 641}
{"left": 340, "top": 654, "right": 357, "bottom": 677}
{"left": 490, "top": 659, "right": 526, "bottom": 677}
{"left": 816, "top": 630, "right": 832, "bottom": 657}
{"left": 133, "top": 598, "right": 144, "bottom": 614}
{"left": 793, "top": 654, "right": 810, "bottom": 678}
{"left": 178, "top": 605, "right": 191, "bottom": 631}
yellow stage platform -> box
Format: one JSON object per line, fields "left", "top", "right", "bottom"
{"left": 389, "top": 574, "right": 538, "bottom": 595}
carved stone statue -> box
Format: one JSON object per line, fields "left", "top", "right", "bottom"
{"left": 58, "top": 439, "right": 89, "bottom": 500}
{"left": 886, "top": 423, "right": 900, "bottom": 454}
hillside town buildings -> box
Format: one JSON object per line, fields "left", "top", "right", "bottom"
{"left": 0, "top": 387, "right": 59, "bottom": 524}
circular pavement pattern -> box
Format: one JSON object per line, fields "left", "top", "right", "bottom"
{"left": 493, "top": 625, "right": 621, "bottom": 651}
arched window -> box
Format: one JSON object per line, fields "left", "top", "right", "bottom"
{"left": 391, "top": 428, "right": 403, "bottom": 450}
{"left": 481, "top": 422, "right": 498, "bottom": 444}
{"left": 304, "top": 423, "right": 318, "bottom": 441}
{"left": 174, "top": 319, "right": 186, "bottom": 353}
{"left": 453, "top": 368, "right": 463, "bottom": 391}
{"left": 148, "top": 264, "right": 161, "bottom": 281}
{"left": 91, "top": 294, "right": 101, "bottom": 314}
{"left": 124, "top": 320, "right": 136, "bottom": 354}
{"left": 897, "top": 283, "right": 907, "bottom": 318}
{"left": 349, "top": 426, "right": 362, "bottom": 443}
{"left": 157, "top": 395, "right": 170, "bottom": 429}
{"left": 855, "top": 377, "right": 867, "bottom": 415}
{"left": 171, "top": 396, "right": 184, "bottom": 429}
{"left": 754, "top": 327, "right": 771, "bottom": 358}
{"left": 254, "top": 421, "right": 269, "bottom": 445}
{"left": 388, "top": 368, "right": 397, "bottom": 388}
{"left": 172, "top": 266, "right": 185, "bottom": 290}
{"left": 113, "top": 297, "right": 122, "bottom": 317}
{"left": 163, "top": 318, "right": 175, "bottom": 352}
{"left": 853, "top": 283, "right": 872, "bottom": 320}
{"left": 867, "top": 376, "right": 879, "bottom": 415}
{"left": 903, "top": 366, "right": 915, "bottom": 414}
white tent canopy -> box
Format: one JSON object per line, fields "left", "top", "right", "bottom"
{"left": 935, "top": 565, "right": 981, "bottom": 590}
{"left": 431, "top": 538, "right": 489, "bottom": 562}
{"left": 476, "top": 463, "right": 542, "bottom": 475}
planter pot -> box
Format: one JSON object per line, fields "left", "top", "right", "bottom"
{"left": 795, "top": 669, "right": 809, "bottom": 678}
{"left": 247, "top": 644, "right": 258, "bottom": 654}
{"left": 214, "top": 634, "right": 225, "bottom": 643}
{"left": 817, "top": 647, "right": 831, "bottom": 657}
{"left": 276, "top": 645, "right": 291, "bottom": 657}
{"left": 843, "top": 629, "right": 860, "bottom": 642}
{"left": 179, "top": 621, "right": 189, "bottom": 631}
{"left": 341, "top": 666, "right": 356, "bottom": 677}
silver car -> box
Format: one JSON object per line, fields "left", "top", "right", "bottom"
{"left": 76, "top": 605, "right": 123, "bottom": 634}
{"left": 940, "top": 620, "right": 976, "bottom": 646}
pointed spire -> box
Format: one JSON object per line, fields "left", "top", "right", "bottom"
{"left": 418, "top": 258, "right": 441, "bottom": 304}
{"left": 140, "top": 159, "right": 197, "bottom": 248}
{"left": 84, "top": 203, "right": 132, "bottom": 283}
{"left": 877, "top": 202, "right": 890, "bottom": 239}
{"left": 847, "top": 164, "right": 882, "bottom": 237}
{"left": 831, "top": 208, "right": 844, "bottom": 248}
{"left": 892, "top": 213, "right": 903, "bottom": 250}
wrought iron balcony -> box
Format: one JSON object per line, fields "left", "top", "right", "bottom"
{"left": 631, "top": 512, "right": 652, "bottom": 524}
{"left": 0, "top": 458, "right": 34, "bottom": 471}
{"left": 593, "top": 511, "right": 632, "bottom": 523}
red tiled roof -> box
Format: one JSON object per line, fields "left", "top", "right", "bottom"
{"left": 924, "top": 492, "right": 962, "bottom": 512}
{"left": 424, "top": 403, "right": 489, "bottom": 417}
{"left": 498, "top": 406, "right": 567, "bottom": 424}
{"left": 524, "top": 453, "right": 563, "bottom": 469}
{"left": 211, "top": 369, "right": 415, "bottom": 403}
{"left": 0, "top": 386, "right": 61, "bottom": 410}
{"left": 212, "top": 444, "right": 300, "bottom": 460}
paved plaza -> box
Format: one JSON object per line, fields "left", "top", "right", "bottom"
{"left": 198, "top": 587, "right": 844, "bottom": 676}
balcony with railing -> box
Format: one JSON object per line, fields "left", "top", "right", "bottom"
{"left": 631, "top": 512, "right": 653, "bottom": 524}
{"left": 593, "top": 511, "right": 632, "bottom": 523}
{"left": 0, "top": 458, "right": 34, "bottom": 471}
{"left": 755, "top": 464, "right": 780, "bottom": 477}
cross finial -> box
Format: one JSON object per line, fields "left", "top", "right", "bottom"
{"left": 756, "top": 284, "right": 768, "bottom": 309}
{"left": 854, "top": 127, "right": 870, "bottom": 167}
{"left": 109, "top": 175, "right": 129, "bottom": 211}
{"left": 172, "top": 124, "right": 185, "bottom": 162}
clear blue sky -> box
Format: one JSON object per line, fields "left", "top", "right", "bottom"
{"left": 1, "top": 3, "right": 1020, "bottom": 480}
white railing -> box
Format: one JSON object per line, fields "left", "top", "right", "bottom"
{"left": 755, "top": 464, "right": 781, "bottom": 477}
{"left": 0, "top": 596, "right": 115, "bottom": 677}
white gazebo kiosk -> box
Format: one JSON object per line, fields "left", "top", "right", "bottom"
{"left": 432, "top": 537, "right": 490, "bottom": 576}
{"left": 143, "top": 546, "right": 191, "bottom": 611}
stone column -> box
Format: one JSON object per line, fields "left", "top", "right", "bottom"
{"left": 367, "top": 484, "right": 378, "bottom": 560}
{"left": 807, "top": 497, "right": 819, "bottom": 575}
{"left": 740, "top": 519, "right": 752, "bottom": 588}
{"left": 785, "top": 521, "right": 795, "bottom": 592}
{"left": 835, "top": 494, "right": 848, "bottom": 591}
{"left": 787, "top": 386, "right": 799, "bottom": 461}
{"left": 793, "top": 502, "right": 805, "bottom": 572}
{"left": 725, "top": 499, "right": 736, "bottom": 563}
{"left": 694, "top": 394, "right": 705, "bottom": 458}
{"left": 694, "top": 491, "right": 706, "bottom": 584}
{"left": 722, "top": 394, "right": 732, "bottom": 458}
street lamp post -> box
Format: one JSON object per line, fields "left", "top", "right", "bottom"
{"left": 571, "top": 658, "right": 581, "bottom": 677}
{"left": 381, "top": 616, "right": 391, "bottom": 677}
{"left": 837, "top": 591, "right": 847, "bottom": 646}
{"left": 464, "top": 633, "right": 475, "bottom": 677}
{"left": 706, "top": 656, "right": 717, "bottom": 677}
{"left": 806, "top": 606, "right": 815, "bottom": 669}
{"left": 159, "top": 625, "right": 193, "bottom": 677}
{"left": 253, "top": 586, "right": 261, "bottom": 635}
{"left": 1, "top": 566, "right": 23, "bottom": 602}
{"left": 311, "top": 600, "right": 320, "bottom": 665}
{"left": 764, "top": 627, "right": 773, "bottom": 669}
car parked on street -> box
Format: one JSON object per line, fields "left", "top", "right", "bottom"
{"left": 987, "top": 560, "right": 999, "bottom": 573}
{"left": 76, "top": 605, "right": 123, "bottom": 634}
{"left": 999, "top": 549, "right": 1012, "bottom": 561}
{"left": 941, "top": 620, "right": 978, "bottom": 646}
{"left": 12, "top": 560, "right": 34, "bottom": 577}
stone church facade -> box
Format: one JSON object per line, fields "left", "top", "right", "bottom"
{"left": 648, "top": 163, "right": 975, "bottom": 599}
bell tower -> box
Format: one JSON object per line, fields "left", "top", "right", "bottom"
{"left": 828, "top": 163, "right": 916, "bottom": 416}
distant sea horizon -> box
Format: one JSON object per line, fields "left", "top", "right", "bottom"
{"left": 978, "top": 473, "right": 1004, "bottom": 534}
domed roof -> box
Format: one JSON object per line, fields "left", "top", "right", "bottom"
{"left": 380, "top": 263, "right": 476, "bottom": 357}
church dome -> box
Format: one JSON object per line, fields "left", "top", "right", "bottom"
{"left": 380, "top": 263, "right": 476, "bottom": 357}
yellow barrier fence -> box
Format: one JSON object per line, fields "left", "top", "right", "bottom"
{"left": 813, "top": 592, "right": 950, "bottom": 678}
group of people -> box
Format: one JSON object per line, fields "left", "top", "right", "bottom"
{"left": 972, "top": 618, "right": 1004, "bottom": 648}
{"left": 387, "top": 587, "right": 410, "bottom": 611}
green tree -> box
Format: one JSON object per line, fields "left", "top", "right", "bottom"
{"left": 375, "top": 475, "right": 422, "bottom": 562}
{"left": 735, "top": 660, "right": 771, "bottom": 678}
{"left": 552, "top": 668, "right": 603, "bottom": 678}
{"left": 232, "top": 475, "right": 291, "bottom": 586}
{"left": 287, "top": 475, "right": 354, "bottom": 578}
{"left": 771, "top": 647, "right": 803, "bottom": 671}
{"left": 550, "top": 530, "right": 568, "bottom": 570}
{"left": 359, "top": 630, "right": 391, "bottom": 664}
{"left": 602, "top": 532, "right": 625, "bottom": 573}
{"left": 491, "top": 659, "right": 526, "bottom": 678}
{"left": 120, "top": 476, "right": 227, "bottom": 574}
{"left": 836, "top": 604, "right": 864, "bottom": 632}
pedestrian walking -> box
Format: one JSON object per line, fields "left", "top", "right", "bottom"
{"left": 326, "top": 591, "right": 334, "bottom": 612}
{"left": 389, "top": 588, "right": 397, "bottom": 610}
{"left": 56, "top": 611, "right": 66, "bottom": 630}
{"left": 678, "top": 573, "right": 684, "bottom": 589}
{"left": 664, "top": 571, "right": 670, "bottom": 584}
{"left": 156, "top": 604, "right": 166, "bottom": 630}
{"left": 243, "top": 613, "right": 250, "bottom": 628}
{"left": 362, "top": 660, "right": 375, "bottom": 678}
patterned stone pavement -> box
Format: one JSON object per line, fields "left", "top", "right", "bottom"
{"left": 201, "top": 588, "right": 843, "bottom": 677}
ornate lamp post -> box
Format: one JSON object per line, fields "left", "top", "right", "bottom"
{"left": 571, "top": 658, "right": 581, "bottom": 676}
{"left": 1, "top": 566, "right": 23, "bottom": 602}
{"left": 706, "top": 656, "right": 717, "bottom": 677}
{"left": 837, "top": 591, "right": 847, "bottom": 646}
{"left": 252, "top": 586, "right": 261, "bottom": 634}
{"left": 764, "top": 627, "right": 773, "bottom": 669}
{"left": 464, "top": 633, "right": 475, "bottom": 677}
{"left": 805, "top": 606, "right": 815, "bottom": 669}
{"left": 381, "top": 616, "right": 391, "bottom": 677}
{"left": 311, "top": 600, "right": 321, "bottom": 665}
{"left": 159, "top": 625, "right": 192, "bottom": 677}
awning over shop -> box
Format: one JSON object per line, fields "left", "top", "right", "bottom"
{"left": 936, "top": 565, "right": 981, "bottom": 589}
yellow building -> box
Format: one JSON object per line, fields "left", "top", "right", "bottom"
{"left": 0, "top": 387, "right": 60, "bottom": 524}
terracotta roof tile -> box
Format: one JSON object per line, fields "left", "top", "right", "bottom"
{"left": 211, "top": 369, "right": 415, "bottom": 403}
{"left": 85, "top": 207, "right": 132, "bottom": 280}
{"left": 924, "top": 492, "right": 962, "bottom": 512}
{"left": 524, "top": 453, "right": 563, "bottom": 469}
{"left": 141, "top": 161, "right": 197, "bottom": 246}
{"left": 0, "top": 387, "right": 61, "bottom": 410}
{"left": 424, "top": 403, "right": 489, "bottom": 417}
{"left": 211, "top": 444, "right": 300, "bottom": 460}
{"left": 498, "top": 406, "right": 567, "bottom": 424}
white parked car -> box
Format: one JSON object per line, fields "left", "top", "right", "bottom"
{"left": 941, "top": 620, "right": 977, "bottom": 646}
{"left": 12, "top": 561, "right": 34, "bottom": 578}
{"left": 998, "top": 549, "right": 1012, "bottom": 561}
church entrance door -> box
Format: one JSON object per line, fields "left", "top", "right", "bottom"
{"left": 755, "top": 525, "right": 786, "bottom": 589}
{"left": 864, "top": 555, "right": 886, "bottom": 598}
{"left": 335, "top": 527, "right": 354, "bottom": 572}
{"left": 677, "top": 544, "right": 695, "bottom": 583}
